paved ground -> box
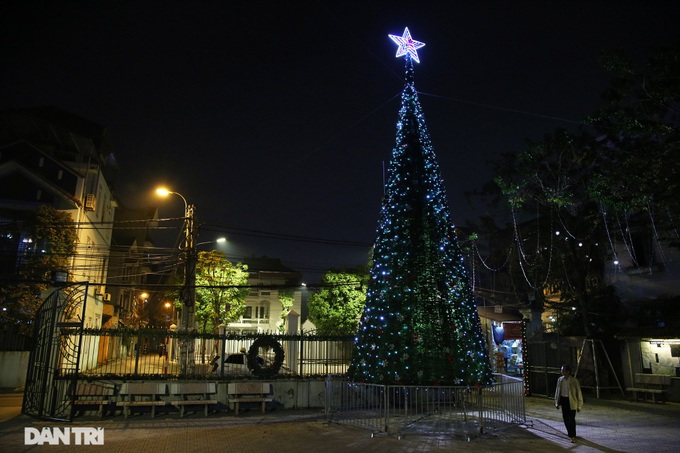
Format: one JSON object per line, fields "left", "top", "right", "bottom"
{"left": 1, "top": 388, "right": 679, "bottom": 452}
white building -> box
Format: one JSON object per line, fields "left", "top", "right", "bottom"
{"left": 227, "top": 256, "right": 305, "bottom": 334}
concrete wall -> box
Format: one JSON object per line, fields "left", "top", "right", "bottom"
{"left": 214, "top": 380, "right": 327, "bottom": 409}
{"left": 270, "top": 380, "right": 327, "bottom": 409}
{"left": 619, "top": 339, "right": 680, "bottom": 403}
{"left": 0, "top": 351, "right": 29, "bottom": 388}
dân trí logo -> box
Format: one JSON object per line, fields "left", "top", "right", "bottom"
{"left": 24, "top": 427, "right": 104, "bottom": 445}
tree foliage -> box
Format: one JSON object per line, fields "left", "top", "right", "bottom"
{"left": 589, "top": 44, "right": 680, "bottom": 247}
{"left": 0, "top": 205, "right": 77, "bottom": 332}
{"left": 29, "top": 205, "right": 78, "bottom": 276}
{"left": 480, "top": 43, "right": 680, "bottom": 336}
{"left": 308, "top": 268, "right": 368, "bottom": 335}
{"left": 193, "top": 250, "right": 249, "bottom": 333}
{"left": 491, "top": 130, "right": 620, "bottom": 336}
{"left": 277, "top": 289, "right": 294, "bottom": 332}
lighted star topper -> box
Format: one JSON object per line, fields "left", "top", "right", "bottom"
{"left": 389, "top": 27, "right": 425, "bottom": 63}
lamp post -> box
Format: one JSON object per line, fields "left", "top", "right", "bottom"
{"left": 156, "top": 187, "right": 196, "bottom": 375}
{"left": 137, "top": 292, "right": 149, "bottom": 328}
{"left": 164, "top": 301, "right": 175, "bottom": 326}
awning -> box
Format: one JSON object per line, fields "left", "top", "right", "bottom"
{"left": 477, "top": 306, "right": 523, "bottom": 322}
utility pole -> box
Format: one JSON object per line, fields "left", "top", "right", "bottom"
{"left": 156, "top": 187, "right": 196, "bottom": 376}
{"left": 181, "top": 202, "right": 196, "bottom": 375}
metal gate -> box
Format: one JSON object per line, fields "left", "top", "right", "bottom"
{"left": 526, "top": 335, "right": 623, "bottom": 398}
{"left": 526, "top": 335, "right": 584, "bottom": 397}
{"left": 22, "top": 283, "right": 88, "bottom": 421}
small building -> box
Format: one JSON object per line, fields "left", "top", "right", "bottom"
{"left": 616, "top": 326, "right": 680, "bottom": 402}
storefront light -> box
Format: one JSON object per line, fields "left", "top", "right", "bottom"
{"left": 646, "top": 339, "right": 680, "bottom": 345}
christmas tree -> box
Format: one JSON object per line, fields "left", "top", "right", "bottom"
{"left": 349, "top": 28, "right": 493, "bottom": 386}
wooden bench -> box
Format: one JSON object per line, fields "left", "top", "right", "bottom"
{"left": 116, "top": 383, "right": 168, "bottom": 418}
{"left": 627, "top": 373, "right": 671, "bottom": 403}
{"left": 169, "top": 382, "right": 218, "bottom": 417}
{"left": 72, "top": 382, "right": 117, "bottom": 417}
{"left": 227, "top": 382, "right": 273, "bottom": 414}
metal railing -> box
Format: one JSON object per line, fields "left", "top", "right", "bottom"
{"left": 325, "top": 374, "right": 525, "bottom": 439}
{"left": 62, "top": 327, "right": 353, "bottom": 380}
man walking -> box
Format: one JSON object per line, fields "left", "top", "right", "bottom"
{"left": 554, "top": 364, "right": 584, "bottom": 443}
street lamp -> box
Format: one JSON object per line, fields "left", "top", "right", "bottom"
{"left": 156, "top": 186, "right": 196, "bottom": 375}
{"left": 134, "top": 292, "right": 149, "bottom": 328}
{"left": 164, "top": 301, "right": 175, "bottom": 325}
{"left": 196, "top": 237, "right": 226, "bottom": 248}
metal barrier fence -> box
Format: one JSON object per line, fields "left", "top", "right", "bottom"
{"left": 325, "top": 374, "right": 525, "bottom": 439}
{"left": 67, "top": 328, "right": 353, "bottom": 379}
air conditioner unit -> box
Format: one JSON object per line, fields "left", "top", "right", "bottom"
{"left": 103, "top": 293, "right": 111, "bottom": 302}
{"left": 84, "top": 194, "right": 96, "bottom": 211}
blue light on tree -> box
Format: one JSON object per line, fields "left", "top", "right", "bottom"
{"left": 348, "top": 28, "right": 493, "bottom": 386}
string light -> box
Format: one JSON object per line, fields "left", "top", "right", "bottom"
{"left": 348, "top": 29, "right": 492, "bottom": 386}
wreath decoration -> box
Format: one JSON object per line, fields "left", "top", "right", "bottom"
{"left": 248, "top": 336, "right": 285, "bottom": 378}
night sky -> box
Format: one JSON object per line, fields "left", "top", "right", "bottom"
{"left": 2, "top": 2, "right": 680, "bottom": 282}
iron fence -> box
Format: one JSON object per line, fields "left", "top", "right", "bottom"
{"left": 62, "top": 327, "right": 353, "bottom": 380}
{"left": 325, "top": 374, "right": 525, "bottom": 439}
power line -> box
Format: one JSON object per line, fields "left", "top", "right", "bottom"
{"left": 418, "top": 91, "right": 585, "bottom": 125}
{"left": 0, "top": 277, "right": 359, "bottom": 291}
{"left": 201, "top": 223, "right": 372, "bottom": 248}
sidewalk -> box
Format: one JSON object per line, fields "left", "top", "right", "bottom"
{"left": 2, "top": 389, "right": 679, "bottom": 452}
{"left": 524, "top": 395, "right": 680, "bottom": 452}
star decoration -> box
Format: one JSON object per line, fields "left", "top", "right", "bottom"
{"left": 389, "top": 27, "right": 425, "bottom": 63}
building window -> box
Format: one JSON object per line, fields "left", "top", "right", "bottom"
{"left": 256, "top": 306, "right": 268, "bottom": 319}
